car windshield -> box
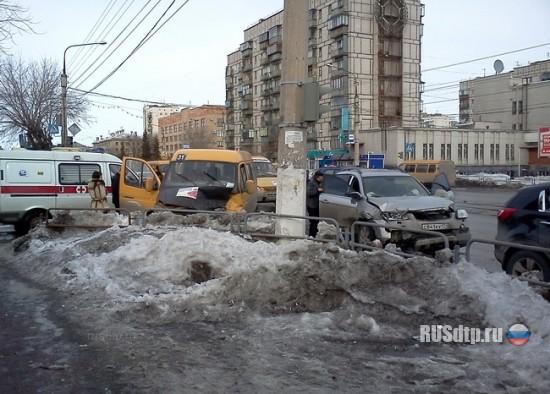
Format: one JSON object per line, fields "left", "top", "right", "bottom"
{"left": 163, "top": 160, "right": 237, "bottom": 188}
{"left": 252, "top": 161, "right": 276, "bottom": 177}
{"left": 362, "top": 175, "right": 429, "bottom": 198}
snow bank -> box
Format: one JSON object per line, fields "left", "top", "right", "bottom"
{"left": 3, "top": 224, "right": 550, "bottom": 390}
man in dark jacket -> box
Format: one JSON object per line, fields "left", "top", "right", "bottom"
{"left": 112, "top": 170, "right": 121, "bottom": 209}
{"left": 306, "top": 170, "right": 324, "bottom": 237}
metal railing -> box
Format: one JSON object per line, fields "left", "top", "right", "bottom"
{"left": 242, "top": 212, "right": 346, "bottom": 245}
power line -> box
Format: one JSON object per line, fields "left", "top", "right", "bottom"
{"left": 71, "top": 0, "right": 136, "bottom": 78}
{"left": 423, "top": 42, "right": 550, "bottom": 73}
{"left": 71, "top": 0, "right": 155, "bottom": 86}
{"left": 70, "top": 86, "right": 192, "bottom": 106}
{"left": 86, "top": 0, "right": 191, "bottom": 92}
{"left": 70, "top": 0, "right": 118, "bottom": 67}
{"left": 72, "top": 0, "right": 134, "bottom": 73}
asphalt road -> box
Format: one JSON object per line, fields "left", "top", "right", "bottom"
{"left": 454, "top": 187, "right": 517, "bottom": 272}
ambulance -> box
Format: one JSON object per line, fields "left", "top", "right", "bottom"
{"left": 0, "top": 149, "right": 121, "bottom": 234}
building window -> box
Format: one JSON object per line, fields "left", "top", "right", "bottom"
{"left": 474, "top": 144, "right": 479, "bottom": 161}
{"left": 519, "top": 123, "right": 523, "bottom": 130}
{"left": 429, "top": 143, "right": 434, "bottom": 160}
{"left": 464, "top": 144, "right": 468, "bottom": 161}
{"left": 201, "top": 118, "right": 206, "bottom": 127}
{"left": 480, "top": 144, "right": 484, "bottom": 162}
{"left": 512, "top": 124, "right": 516, "bottom": 130}
{"left": 58, "top": 163, "right": 100, "bottom": 185}
{"left": 328, "top": 14, "right": 348, "bottom": 30}
{"left": 505, "top": 144, "right": 510, "bottom": 161}
{"left": 441, "top": 144, "right": 446, "bottom": 160}
{"left": 331, "top": 76, "right": 344, "bottom": 89}
{"left": 512, "top": 101, "right": 517, "bottom": 115}
{"left": 447, "top": 144, "right": 451, "bottom": 161}
{"left": 458, "top": 144, "right": 463, "bottom": 162}
{"left": 511, "top": 144, "right": 515, "bottom": 161}
{"left": 422, "top": 143, "right": 428, "bottom": 160}
{"left": 495, "top": 144, "right": 500, "bottom": 161}
{"left": 490, "top": 144, "right": 495, "bottom": 161}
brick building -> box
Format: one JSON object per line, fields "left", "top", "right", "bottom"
{"left": 92, "top": 130, "right": 142, "bottom": 158}
{"left": 158, "top": 105, "right": 225, "bottom": 158}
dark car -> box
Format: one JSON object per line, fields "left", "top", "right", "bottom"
{"left": 494, "top": 183, "right": 550, "bottom": 281}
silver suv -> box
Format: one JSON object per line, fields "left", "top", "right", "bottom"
{"left": 319, "top": 168, "right": 471, "bottom": 252}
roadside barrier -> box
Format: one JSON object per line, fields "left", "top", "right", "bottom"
{"left": 45, "top": 208, "right": 132, "bottom": 228}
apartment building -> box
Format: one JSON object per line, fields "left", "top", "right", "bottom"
{"left": 143, "top": 105, "right": 184, "bottom": 138}
{"left": 459, "top": 59, "right": 550, "bottom": 131}
{"left": 158, "top": 105, "right": 225, "bottom": 158}
{"left": 92, "top": 130, "right": 142, "bottom": 158}
{"left": 225, "top": 0, "right": 424, "bottom": 161}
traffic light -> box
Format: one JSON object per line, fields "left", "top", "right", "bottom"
{"left": 303, "top": 81, "right": 332, "bottom": 122}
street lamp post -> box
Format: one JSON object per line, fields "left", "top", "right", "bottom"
{"left": 61, "top": 42, "right": 106, "bottom": 147}
{"left": 327, "top": 63, "right": 361, "bottom": 165}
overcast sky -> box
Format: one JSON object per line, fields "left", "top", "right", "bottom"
{"left": 8, "top": 0, "right": 550, "bottom": 146}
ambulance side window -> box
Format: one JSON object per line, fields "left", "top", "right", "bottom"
{"left": 59, "top": 163, "right": 100, "bottom": 185}
{"left": 109, "top": 164, "right": 121, "bottom": 179}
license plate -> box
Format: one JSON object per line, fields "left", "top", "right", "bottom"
{"left": 422, "top": 223, "right": 449, "bottom": 231}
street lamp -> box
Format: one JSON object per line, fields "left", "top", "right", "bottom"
{"left": 327, "top": 63, "right": 360, "bottom": 165}
{"left": 61, "top": 42, "right": 106, "bottom": 147}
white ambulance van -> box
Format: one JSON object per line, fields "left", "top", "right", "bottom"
{"left": 0, "top": 149, "right": 121, "bottom": 234}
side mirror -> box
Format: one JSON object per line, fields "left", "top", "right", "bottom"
{"left": 144, "top": 178, "right": 154, "bottom": 192}
{"left": 347, "top": 191, "right": 363, "bottom": 200}
{"left": 246, "top": 180, "right": 256, "bottom": 195}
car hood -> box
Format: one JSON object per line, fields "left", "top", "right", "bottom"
{"left": 257, "top": 176, "right": 277, "bottom": 189}
{"left": 369, "top": 196, "right": 453, "bottom": 212}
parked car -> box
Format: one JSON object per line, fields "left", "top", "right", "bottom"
{"left": 319, "top": 167, "right": 470, "bottom": 253}
{"left": 251, "top": 156, "right": 277, "bottom": 211}
{"left": 494, "top": 183, "right": 550, "bottom": 281}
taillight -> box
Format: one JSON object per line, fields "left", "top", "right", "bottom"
{"left": 497, "top": 207, "right": 517, "bottom": 222}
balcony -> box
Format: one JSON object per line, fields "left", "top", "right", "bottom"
{"left": 261, "top": 102, "right": 273, "bottom": 111}
{"left": 269, "top": 52, "right": 282, "bottom": 62}
{"left": 242, "top": 62, "right": 253, "bottom": 73}
{"left": 261, "top": 72, "right": 272, "bottom": 81}
{"left": 308, "top": 9, "right": 317, "bottom": 27}
{"left": 329, "top": 0, "right": 345, "bottom": 17}
{"left": 240, "top": 99, "right": 252, "bottom": 111}
{"left": 259, "top": 31, "right": 269, "bottom": 44}
{"left": 262, "top": 87, "right": 272, "bottom": 96}
{"left": 261, "top": 56, "right": 270, "bottom": 65}
{"left": 225, "top": 99, "right": 234, "bottom": 108}
{"left": 240, "top": 40, "right": 253, "bottom": 57}
{"left": 270, "top": 68, "right": 281, "bottom": 78}
{"left": 329, "top": 24, "right": 348, "bottom": 38}
{"left": 267, "top": 43, "right": 282, "bottom": 56}
{"left": 308, "top": 36, "right": 317, "bottom": 48}
{"left": 330, "top": 42, "right": 348, "bottom": 58}
{"left": 225, "top": 75, "right": 233, "bottom": 85}
{"left": 272, "top": 85, "right": 280, "bottom": 94}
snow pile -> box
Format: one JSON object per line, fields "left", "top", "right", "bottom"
{"left": 49, "top": 210, "right": 129, "bottom": 227}
{"left": 3, "top": 225, "right": 550, "bottom": 390}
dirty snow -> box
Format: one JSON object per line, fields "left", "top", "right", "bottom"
{"left": 2, "top": 221, "right": 550, "bottom": 392}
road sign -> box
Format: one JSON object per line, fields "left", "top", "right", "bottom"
{"left": 540, "top": 127, "right": 550, "bottom": 158}
{"left": 68, "top": 123, "right": 81, "bottom": 136}
{"left": 48, "top": 123, "right": 59, "bottom": 135}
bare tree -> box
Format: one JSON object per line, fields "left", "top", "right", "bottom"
{"left": 0, "top": 57, "right": 88, "bottom": 149}
{"left": 0, "top": 0, "right": 34, "bottom": 54}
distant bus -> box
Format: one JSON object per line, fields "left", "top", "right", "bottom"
{"left": 398, "top": 160, "right": 456, "bottom": 188}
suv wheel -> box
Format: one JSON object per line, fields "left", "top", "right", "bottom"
{"left": 354, "top": 222, "right": 378, "bottom": 248}
{"left": 505, "top": 251, "right": 550, "bottom": 282}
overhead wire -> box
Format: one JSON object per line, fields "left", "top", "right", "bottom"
{"left": 85, "top": 0, "right": 191, "bottom": 93}
{"left": 70, "top": 0, "right": 117, "bottom": 67}
{"left": 69, "top": 86, "right": 192, "bottom": 106}
{"left": 71, "top": 0, "right": 134, "bottom": 74}
{"left": 71, "top": 0, "right": 154, "bottom": 86}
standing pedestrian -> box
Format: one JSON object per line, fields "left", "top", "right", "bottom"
{"left": 306, "top": 170, "right": 324, "bottom": 238}
{"left": 111, "top": 169, "right": 121, "bottom": 209}
{"left": 88, "top": 171, "right": 108, "bottom": 209}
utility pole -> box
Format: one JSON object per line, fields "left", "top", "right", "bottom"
{"left": 276, "top": 0, "right": 309, "bottom": 236}
{"left": 61, "top": 42, "right": 106, "bottom": 146}
{"left": 353, "top": 75, "right": 360, "bottom": 165}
